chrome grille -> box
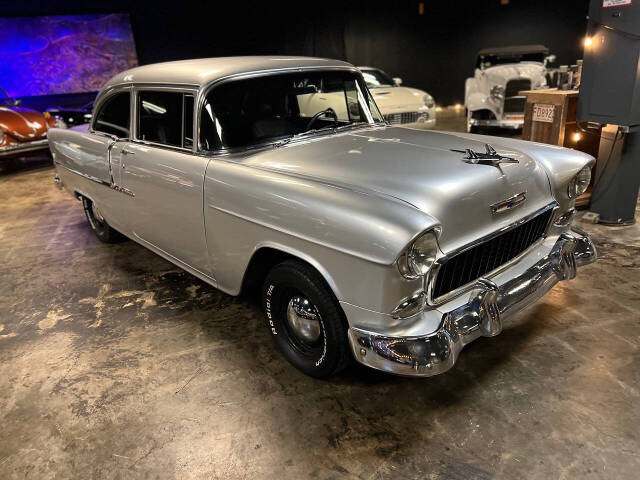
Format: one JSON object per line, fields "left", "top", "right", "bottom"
{"left": 432, "top": 207, "right": 554, "bottom": 301}
{"left": 504, "top": 97, "right": 526, "bottom": 113}
{"left": 505, "top": 79, "right": 531, "bottom": 97}
{"left": 384, "top": 111, "right": 428, "bottom": 125}
{"left": 502, "top": 79, "right": 530, "bottom": 114}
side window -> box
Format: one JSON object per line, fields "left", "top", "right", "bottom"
{"left": 183, "top": 95, "right": 194, "bottom": 149}
{"left": 138, "top": 91, "right": 182, "bottom": 147}
{"left": 93, "top": 92, "right": 130, "bottom": 138}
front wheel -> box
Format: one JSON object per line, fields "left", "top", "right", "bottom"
{"left": 82, "top": 197, "right": 125, "bottom": 243}
{"left": 262, "top": 260, "right": 350, "bottom": 378}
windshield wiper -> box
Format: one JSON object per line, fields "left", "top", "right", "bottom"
{"left": 273, "top": 123, "right": 373, "bottom": 148}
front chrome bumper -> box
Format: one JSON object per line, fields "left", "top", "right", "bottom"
{"left": 348, "top": 228, "right": 596, "bottom": 377}
{"left": 470, "top": 118, "right": 524, "bottom": 130}
{"left": 0, "top": 138, "right": 49, "bottom": 157}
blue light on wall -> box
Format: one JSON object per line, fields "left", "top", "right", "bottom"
{"left": 0, "top": 14, "right": 138, "bottom": 98}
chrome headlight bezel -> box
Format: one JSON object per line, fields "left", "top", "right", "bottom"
{"left": 398, "top": 227, "right": 441, "bottom": 279}
{"left": 0, "top": 128, "right": 4, "bottom": 144}
{"left": 53, "top": 116, "right": 67, "bottom": 129}
{"left": 567, "top": 165, "right": 591, "bottom": 199}
{"left": 490, "top": 85, "right": 505, "bottom": 101}
{"left": 423, "top": 94, "right": 435, "bottom": 109}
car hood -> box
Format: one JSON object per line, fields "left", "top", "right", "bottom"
{"left": 483, "top": 63, "right": 546, "bottom": 82}
{"left": 239, "top": 126, "right": 554, "bottom": 253}
{"left": 0, "top": 106, "right": 49, "bottom": 141}
{"left": 370, "top": 87, "right": 429, "bottom": 114}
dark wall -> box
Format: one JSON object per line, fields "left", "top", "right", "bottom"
{"left": 345, "top": 0, "right": 589, "bottom": 105}
{"left": 5, "top": 1, "right": 589, "bottom": 107}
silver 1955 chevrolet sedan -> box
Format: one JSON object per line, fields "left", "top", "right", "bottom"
{"left": 49, "top": 56, "right": 596, "bottom": 378}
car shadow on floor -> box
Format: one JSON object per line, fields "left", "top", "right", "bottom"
{"left": 0, "top": 153, "right": 53, "bottom": 176}
{"left": 99, "top": 233, "right": 561, "bottom": 402}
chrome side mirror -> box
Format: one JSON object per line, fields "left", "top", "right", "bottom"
{"left": 393, "top": 77, "right": 403, "bottom": 86}
{"left": 544, "top": 54, "right": 556, "bottom": 67}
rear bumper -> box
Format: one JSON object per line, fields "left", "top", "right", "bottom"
{"left": 0, "top": 138, "right": 49, "bottom": 157}
{"left": 348, "top": 228, "right": 596, "bottom": 377}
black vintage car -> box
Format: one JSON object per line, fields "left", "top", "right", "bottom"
{"left": 45, "top": 101, "right": 94, "bottom": 127}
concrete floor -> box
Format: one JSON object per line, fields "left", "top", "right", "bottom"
{"left": 1, "top": 116, "right": 639, "bottom": 479}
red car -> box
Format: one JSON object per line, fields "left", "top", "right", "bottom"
{"left": 0, "top": 87, "right": 65, "bottom": 158}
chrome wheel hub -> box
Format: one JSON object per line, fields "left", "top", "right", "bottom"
{"left": 91, "top": 203, "right": 105, "bottom": 223}
{"left": 286, "top": 296, "right": 321, "bottom": 343}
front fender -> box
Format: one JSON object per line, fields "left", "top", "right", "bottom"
{"left": 203, "top": 158, "right": 435, "bottom": 312}
{"left": 466, "top": 92, "right": 498, "bottom": 116}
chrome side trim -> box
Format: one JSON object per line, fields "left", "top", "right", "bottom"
{"left": 349, "top": 228, "right": 596, "bottom": 377}
{"left": 0, "top": 138, "right": 49, "bottom": 156}
{"left": 425, "top": 202, "right": 558, "bottom": 306}
{"left": 54, "top": 162, "right": 135, "bottom": 197}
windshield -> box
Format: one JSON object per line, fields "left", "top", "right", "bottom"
{"left": 200, "top": 70, "right": 383, "bottom": 151}
{"left": 477, "top": 52, "right": 547, "bottom": 69}
{"left": 360, "top": 69, "right": 396, "bottom": 88}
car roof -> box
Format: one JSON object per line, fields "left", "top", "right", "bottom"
{"left": 103, "top": 56, "right": 355, "bottom": 89}
{"left": 477, "top": 45, "right": 549, "bottom": 56}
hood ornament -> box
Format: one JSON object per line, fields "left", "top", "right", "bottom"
{"left": 452, "top": 144, "right": 518, "bottom": 166}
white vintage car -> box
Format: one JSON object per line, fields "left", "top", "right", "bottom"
{"left": 359, "top": 67, "right": 436, "bottom": 128}
{"left": 465, "top": 45, "right": 554, "bottom": 132}
{"left": 49, "top": 56, "right": 595, "bottom": 379}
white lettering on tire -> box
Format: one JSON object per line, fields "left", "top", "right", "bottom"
{"left": 265, "top": 284, "right": 277, "bottom": 335}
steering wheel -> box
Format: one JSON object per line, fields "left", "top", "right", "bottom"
{"left": 305, "top": 108, "right": 338, "bottom": 131}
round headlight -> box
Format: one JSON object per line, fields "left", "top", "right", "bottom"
{"left": 568, "top": 165, "right": 591, "bottom": 198}
{"left": 490, "top": 85, "right": 505, "bottom": 101}
{"left": 423, "top": 94, "right": 435, "bottom": 109}
{"left": 399, "top": 230, "right": 439, "bottom": 278}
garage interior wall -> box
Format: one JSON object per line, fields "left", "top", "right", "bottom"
{"left": 6, "top": 0, "right": 588, "bottom": 107}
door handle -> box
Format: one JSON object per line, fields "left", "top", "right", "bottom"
{"left": 122, "top": 148, "right": 135, "bottom": 156}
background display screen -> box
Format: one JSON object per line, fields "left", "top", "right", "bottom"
{"left": 0, "top": 14, "right": 138, "bottom": 98}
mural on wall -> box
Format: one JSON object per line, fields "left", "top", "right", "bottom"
{"left": 0, "top": 14, "right": 138, "bottom": 98}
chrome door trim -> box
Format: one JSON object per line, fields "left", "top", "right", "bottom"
{"left": 425, "top": 202, "right": 558, "bottom": 306}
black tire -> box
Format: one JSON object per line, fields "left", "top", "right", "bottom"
{"left": 262, "top": 259, "right": 350, "bottom": 378}
{"left": 81, "top": 196, "right": 126, "bottom": 243}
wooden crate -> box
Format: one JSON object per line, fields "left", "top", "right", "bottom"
{"left": 521, "top": 89, "right": 601, "bottom": 208}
